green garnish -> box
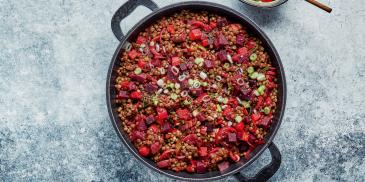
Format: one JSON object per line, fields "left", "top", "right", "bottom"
{"left": 170, "top": 93, "right": 178, "bottom": 100}
{"left": 242, "top": 101, "right": 251, "bottom": 108}
{"left": 250, "top": 72, "right": 259, "bottom": 79}
{"left": 235, "top": 115, "right": 243, "bottom": 123}
{"left": 217, "top": 104, "right": 222, "bottom": 112}
{"left": 257, "top": 85, "right": 266, "bottom": 94}
{"left": 134, "top": 67, "right": 142, "bottom": 74}
{"left": 250, "top": 53, "right": 257, "bottom": 61}
{"left": 152, "top": 96, "right": 159, "bottom": 105}
{"left": 183, "top": 100, "right": 191, "bottom": 105}
{"left": 194, "top": 57, "right": 204, "bottom": 66}
{"left": 223, "top": 63, "right": 230, "bottom": 69}
{"left": 247, "top": 66, "right": 254, "bottom": 74}
{"left": 264, "top": 107, "right": 271, "bottom": 115}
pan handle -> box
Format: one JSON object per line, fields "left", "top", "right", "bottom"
{"left": 234, "top": 143, "right": 281, "bottom": 182}
{"left": 111, "top": 0, "right": 158, "bottom": 41}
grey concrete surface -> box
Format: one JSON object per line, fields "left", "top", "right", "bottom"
{"left": 1, "top": 0, "right": 364, "bottom": 181}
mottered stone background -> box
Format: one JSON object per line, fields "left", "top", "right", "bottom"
{"left": 1, "top": 0, "right": 364, "bottom": 181}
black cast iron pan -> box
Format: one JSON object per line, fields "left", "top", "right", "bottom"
{"left": 107, "top": 0, "right": 286, "bottom": 181}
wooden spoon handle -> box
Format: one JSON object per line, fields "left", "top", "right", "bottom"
{"left": 305, "top": 0, "right": 332, "bottom": 13}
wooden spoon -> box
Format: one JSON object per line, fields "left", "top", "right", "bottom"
{"left": 305, "top": 0, "right": 332, "bottom": 13}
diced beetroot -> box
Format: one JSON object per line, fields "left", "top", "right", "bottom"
{"left": 148, "top": 124, "right": 160, "bottom": 133}
{"left": 167, "top": 25, "right": 175, "bottom": 34}
{"left": 214, "top": 34, "right": 229, "bottom": 48}
{"left": 144, "top": 83, "right": 158, "bottom": 93}
{"left": 156, "top": 107, "right": 168, "bottom": 124}
{"left": 216, "top": 17, "right": 228, "bottom": 28}
{"left": 136, "top": 36, "right": 146, "bottom": 44}
{"left": 160, "top": 149, "right": 174, "bottom": 160}
{"left": 218, "top": 161, "right": 230, "bottom": 172}
{"left": 131, "top": 131, "right": 145, "bottom": 141}
{"left": 116, "top": 91, "right": 129, "bottom": 99}
{"left": 179, "top": 63, "right": 187, "bottom": 71}
{"left": 176, "top": 109, "right": 192, "bottom": 120}
{"left": 171, "top": 57, "right": 180, "bottom": 66}
{"left": 196, "top": 113, "right": 206, "bottom": 122}
{"left": 183, "top": 134, "right": 198, "bottom": 145}
{"left": 228, "top": 132, "right": 237, "bottom": 142}
{"left": 150, "top": 59, "right": 161, "bottom": 67}
{"left": 161, "top": 122, "right": 172, "bottom": 133}
{"left": 246, "top": 40, "right": 256, "bottom": 50}
{"left": 157, "top": 160, "right": 170, "bottom": 168}
{"left": 150, "top": 142, "right": 161, "bottom": 154}
{"left": 237, "top": 47, "right": 248, "bottom": 56}
{"left": 130, "top": 91, "right": 142, "bottom": 100}
{"left": 257, "top": 116, "right": 271, "bottom": 127}
{"left": 234, "top": 122, "right": 245, "bottom": 132}
{"left": 180, "top": 120, "right": 195, "bottom": 131}
{"left": 130, "top": 73, "right": 147, "bottom": 83}
{"left": 251, "top": 113, "right": 261, "bottom": 122}
{"left": 128, "top": 49, "right": 138, "bottom": 59}
{"left": 138, "top": 146, "right": 150, "bottom": 157}
{"left": 217, "top": 50, "right": 227, "bottom": 62}
{"left": 137, "top": 120, "right": 147, "bottom": 131}
{"left": 205, "top": 123, "right": 214, "bottom": 132}
{"left": 196, "top": 161, "right": 206, "bottom": 173}
{"left": 189, "top": 29, "right": 202, "bottom": 40}
{"left": 127, "top": 82, "right": 137, "bottom": 91}
{"left": 239, "top": 142, "right": 250, "bottom": 152}
{"left": 204, "top": 59, "right": 214, "bottom": 69}
{"left": 190, "top": 88, "right": 203, "bottom": 96}
{"left": 236, "top": 34, "right": 246, "bottom": 46}
{"left": 145, "top": 115, "right": 155, "bottom": 125}
{"left": 198, "top": 147, "right": 208, "bottom": 157}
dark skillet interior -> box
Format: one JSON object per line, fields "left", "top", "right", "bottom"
{"left": 107, "top": 2, "right": 286, "bottom": 181}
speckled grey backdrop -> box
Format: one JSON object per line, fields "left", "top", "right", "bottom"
{"left": 1, "top": 0, "right": 364, "bottom": 181}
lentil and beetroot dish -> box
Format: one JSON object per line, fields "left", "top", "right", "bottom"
{"left": 115, "top": 10, "right": 278, "bottom": 173}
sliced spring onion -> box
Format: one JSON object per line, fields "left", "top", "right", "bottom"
{"left": 193, "top": 81, "right": 201, "bottom": 88}
{"left": 125, "top": 42, "right": 132, "bottom": 51}
{"left": 217, "top": 96, "right": 224, "bottom": 103}
{"left": 171, "top": 66, "right": 179, "bottom": 75}
{"left": 216, "top": 104, "right": 222, "bottom": 112}
{"left": 152, "top": 96, "right": 159, "bottom": 105}
{"left": 250, "top": 72, "right": 259, "bottom": 79}
{"left": 140, "top": 44, "right": 146, "bottom": 48}
{"left": 235, "top": 115, "right": 243, "bottom": 123}
{"left": 253, "top": 90, "right": 260, "bottom": 96}
{"left": 201, "top": 82, "right": 208, "bottom": 87}
{"left": 242, "top": 101, "right": 250, "bottom": 108}
{"left": 149, "top": 41, "right": 155, "bottom": 46}
{"left": 223, "top": 98, "right": 228, "bottom": 104}
{"left": 227, "top": 121, "right": 233, "bottom": 126}
{"left": 188, "top": 79, "right": 194, "bottom": 86}
{"left": 157, "top": 79, "right": 165, "bottom": 87}
{"left": 159, "top": 67, "right": 166, "bottom": 74}
{"left": 199, "top": 72, "right": 207, "bottom": 80}
{"left": 156, "top": 88, "right": 163, "bottom": 95}
{"left": 257, "top": 73, "right": 266, "bottom": 81}
{"left": 134, "top": 67, "right": 142, "bottom": 75}
{"left": 247, "top": 66, "right": 254, "bottom": 74}
{"left": 178, "top": 74, "right": 186, "bottom": 81}
{"left": 216, "top": 76, "right": 222, "bottom": 81}
{"left": 174, "top": 83, "right": 181, "bottom": 89}
{"left": 227, "top": 54, "right": 233, "bottom": 64}
{"left": 192, "top": 110, "right": 200, "bottom": 117}
{"left": 202, "top": 95, "right": 210, "bottom": 102}
{"left": 258, "top": 85, "right": 266, "bottom": 94}
{"left": 155, "top": 43, "right": 160, "bottom": 52}
{"left": 181, "top": 90, "right": 189, "bottom": 97}
{"left": 163, "top": 89, "right": 169, "bottom": 94}
{"left": 223, "top": 63, "right": 230, "bottom": 69}
{"left": 170, "top": 93, "right": 178, "bottom": 100}
{"left": 183, "top": 100, "right": 191, "bottom": 105}
{"left": 194, "top": 57, "right": 204, "bottom": 66}
{"left": 264, "top": 107, "right": 271, "bottom": 115}
{"left": 250, "top": 53, "right": 257, "bottom": 61}
{"left": 236, "top": 78, "right": 245, "bottom": 85}
{"left": 166, "top": 83, "right": 174, "bottom": 89}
